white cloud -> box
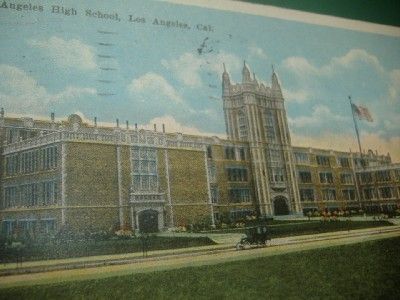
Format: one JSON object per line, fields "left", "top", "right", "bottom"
{"left": 127, "top": 72, "right": 183, "bottom": 104}
{"left": 388, "top": 69, "right": 400, "bottom": 104}
{"left": 282, "top": 88, "right": 310, "bottom": 103}
{"left": 288, "top": 105, "right": 346, "bottom": 128}
{"left": 161, "top": 53, "right": 203, "bottom": 87}
{"left": 28, "top": 36, "right": 97, "bottom": 70}
{"left": 330, "top": 49, "right": 384, "bottom": 73}
{"left": 248, "top": 46, "right": 268, "bottom": 60}
{"left": 292, "top": 132, "right": 400, "bottom": 163}
{"left": 283, "top": 48, "right": 385, "bottom": 77}
{"left": 143, "top": 115, "right": 225, "bottom": 137}
{"left": 0, "top": 64, "right": 96, "bottom": 113}
{"left": 161, "top": 51, "right": 241, "bottom": 88}
{"left": 282, "top": 56, "right": 317, "bottom": 76}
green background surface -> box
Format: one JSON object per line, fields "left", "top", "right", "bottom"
{"left": 243, "top": 0, "right": 400, "bottom": 27}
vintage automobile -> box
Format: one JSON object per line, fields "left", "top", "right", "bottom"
{"left": 236, "top": 225, "right": 271, "bottom": 250}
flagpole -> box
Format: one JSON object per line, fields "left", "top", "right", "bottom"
{"left": 349, "top": 96, "right": 363, "bottom": 158}
{"left": 349, "top": 96, "right": 365, "bottom": 211}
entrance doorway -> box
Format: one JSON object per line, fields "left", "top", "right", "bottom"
{"left": 273, "top": 197, "right": 289, "bottom": 215}
{"left": 138, "top": 209, "right": 159, "bottom": 233}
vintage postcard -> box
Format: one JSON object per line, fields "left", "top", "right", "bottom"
{"left": 0, "top": 0, "right": 399, "bottom": 298}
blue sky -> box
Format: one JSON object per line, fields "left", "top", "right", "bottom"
{"left": 0, "top": 0, "right": 399, "bottom": 161}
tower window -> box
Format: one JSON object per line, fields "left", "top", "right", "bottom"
{"left": 237, "top": 111, "right": 248, "bottom": 141}
{"left": 263, "top": 110, "right": 276, "bottom": 142}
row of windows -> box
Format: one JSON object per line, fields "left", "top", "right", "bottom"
{"left": 5, "top": 146, "right": 58, "bottom": 176}
{"left": 299, "top": 188, "right": 356, "bottom": 202}
{"left": 358, "top": 169, "right": 400, "bottom": 183}
{"left": 363, "top": 187, "right": 397, "bottom": 199}
{"left": 2, "top": 219, "right": 55, "bottom": 236}
{"left": 229, "top": 188, "right": 251, "bottom": 203}
{"left": 226, "top": 168, "right": 248, "bottom": 182}
{"left": 3, "top": 181, "right": 59, "bottom": 208}
{"left": 298, "top": 171, "right": 353, "bottom": 184}
{"left": 294, "top": 153, "right": 352, "bottom": 168}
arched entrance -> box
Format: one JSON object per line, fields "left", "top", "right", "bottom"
{"left": 273, "top": 197, "right": 289, "bottom": 215}
{"left": 138, "top": 209, "right": 159, "bottom": 233}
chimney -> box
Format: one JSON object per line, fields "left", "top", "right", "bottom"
{"left": 94, "top": 117, "right": 97, "bottom": 127}
{"left": 154, "top": 124, "right": 157, "bottom": 132}
{"left": 162, "top": 124, "right": 165, "bottom": 133}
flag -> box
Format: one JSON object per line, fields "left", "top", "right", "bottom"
{"left": 352, "top": 103, "right": 373, "bottom": 122}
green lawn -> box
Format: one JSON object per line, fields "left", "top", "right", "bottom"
{"left": 1, "top": 237, "right": 398, "bottom": 299}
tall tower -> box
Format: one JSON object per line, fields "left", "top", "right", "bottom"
{"left": 222, "top": 62, "right": 301, "bottom": 216}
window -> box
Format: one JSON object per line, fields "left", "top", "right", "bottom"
{"left": 237, "top": 111, "right": 248, "bottom": 141}
{"left": 4, "top": 186, "right": 18, "bottom": 208}
{"left": 19, "top": 219, "right": 37, "bottom": 233}
{"left": 340, "top": 173, "right": 353, "bottom": 184}
{"left": 358, "top": 172, "right": 373, "bottom": 184}
{"left": 40, "top": 219, "right": 55, "bottom": 234}
{"left": 5, "top": 154, "right": 19, "bottom": 175}
{"left": 300, "top": 189, "right": 314, "bottom": 202}
{"left": 206, "top": 145, "right": 212, "bottom": 159}
{"left": 338, "top": 157, "right": 350, "bottom": 168}
{"left": 322, "top": 189, "right": 336, "bottom": 201}
{"left": 20, "top": 183, "right": 39, "bottom": 207}
{"left": 229, "top": 189, "right": 251, "bottom": 203}
{"left": 229, "top": 209, "right": 253, "bottom": 221}
{"left": 269, "top": 168, "right": 285, "bottom": 183}
{"left": 268, "top": 149, "right": 282, "bottom": 162}
{"left": 298, "top": 171, "right": 312, "bottom": 183}
{"left": 224, "top": 147, "right": 235, "bottom": 160}
{"left": 319, "top": 172, "right": 333, "bottom": 184}
{"left": 210, "top": 187, "right": 219, "bottom": 203}
{"left": 239, "top": 148, "right": 246, "bottom": 161}
{"left": 395, "top": 169, "right": 400, "bottom": 180}
{"left": 2, "top": 220, "right": 15, "bottom": 236}
{"left": 263, "top": 110, "right": 276, "bottom": 142}
{"left": 208, "top": 164, "right": 217, "bottom": 183}
{"left": 42, "top": 181, "right": 59, "bottom": 206}
{"left": 376, "top": 170, "right": 391, "bottom": 182}
{"left": 294, "top": 152, "right": 309, "bottom": 164}
{"left": 227, "top": 168, "right": 248, "bottom": 182}
{"left": 379, "top": 187, "right": 393, "bottom": 199}
{"left": 342, "top": 189, "right": 356, "bottom": 201}
{"left": 6, "top": 145, "right": 59, "bottom": 175}
{"left": 132, "top": 147, "right": 158, "bottom": 192}
{"left": 363, "top": 188, "right": 376, "bottom": 200}
{"left": 354, "top": 158, "right": 366, "bottom": 168}
{"left": 316, "top": 155, "right": 330, "bottom": 166}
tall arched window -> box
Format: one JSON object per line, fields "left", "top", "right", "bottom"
{"left": 263, "top": 109, "right": 276, "bottom": 142}
{"left": 237, "top": 110, "right": 248, "bottom": 141}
